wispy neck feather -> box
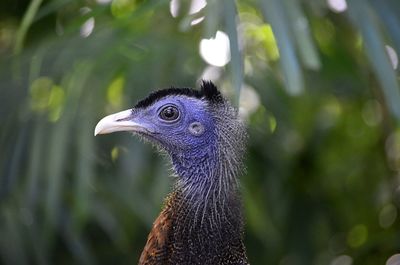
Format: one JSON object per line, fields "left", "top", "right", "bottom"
{"left": 171, "top": 102, "right": 247, "bottom": 228}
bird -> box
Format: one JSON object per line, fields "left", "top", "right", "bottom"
{"left": 94, "top": 80, "right": 249, "bottom": 265}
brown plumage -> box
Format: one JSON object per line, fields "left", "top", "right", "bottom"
{"left": 139, "top": 191, "right": 248, "bottom": 265}
{"left": 95, "top": 81, "right": 249, "bottom": 265}
{"left": 139, "top": 193, "right": 174, "bottom": 264}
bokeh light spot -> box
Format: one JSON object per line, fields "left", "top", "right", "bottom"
{"left": 111, "top": 147, "right": 119, "bottom": 162}
{"left": 199, "top": 31, "right": 231, "bottom": 67}
{"left": 170, "top": 0, "right": 180, "bottom": 18}
{"left": 362, "top": 99, "right": 382, "bottom": 127}
{"left": 30, "top": 77, "right": 65, "bottom": 121}
{"left": 330, "top": 255, "right": 353, "bottom": 265}
{"left": 80, "top": 7, "right": 95, "bottom": 38}
{"left": 107, "top": 75, "right": 125, "bottom": 108}
{"left": 200, "top": 65, "right": 221, "bottom": 81}
{"left": 379, "top": 203, "right": 398, "bottom": 229}
{"left": 386, "top": 45, "right": 398, "bottom": 70}
{"left": 30, "top": 77, "right": 54, "bottom": 112}
{"left": 48, "top": 85, "right": 65, "bottom": 122}
{"left": 386, "top": 254, "right": 400, "bottom": 265}
{"left": 96, "top": 0, "right": 112, "bottom": 4}
{"left": 239, "top": 84, "right": 261, "bottom": 120}
{"left": 268, "top": 115, "right": 277, "bottom": 133}
{"left": 191, "top": 16, "right": 204, "bottom": 26}
{"left": 111, "top": 0, "right": 136, "bottom": 18}
{"left": 347, "top": 224, "right": 368, "bottom": 248}
{"left": 189, "top": 0, "right": 206, "bottom": 14}
{"left": 327, "top": 0, "right": 348, "bottom": 13}
{"left": 80, "top": 18, "right": 95, "bottom": 38}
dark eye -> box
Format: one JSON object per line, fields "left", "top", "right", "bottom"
{"left": 159, "top": 105, "right": 180, "bottom": 121}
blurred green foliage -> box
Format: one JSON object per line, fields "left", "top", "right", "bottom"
{"left": 1, "top": 0, "right": 400, "bottom": 264}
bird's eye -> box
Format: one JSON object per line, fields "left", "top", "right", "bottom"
{"left": 159, "top": 105, "right": 180, "bottom": 121}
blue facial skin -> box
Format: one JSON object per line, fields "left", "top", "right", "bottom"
{"left": 131, "top": 96, "right": 217, "bottom": 162}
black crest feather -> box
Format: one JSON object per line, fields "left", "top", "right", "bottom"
{"left": 134, "top": 80, "right": 223, "bottom": 109}
{"left": 200, "top": 80, "right": 223, "bottom": 103}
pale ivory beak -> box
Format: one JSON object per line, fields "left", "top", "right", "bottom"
{"left": 94, "top": 109, "right": 143, "bottom": 136}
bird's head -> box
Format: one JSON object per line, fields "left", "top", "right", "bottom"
{"left": 95, "top": 81, "right": 234, "bottom": 158}
{"left": 95, "top": 80, "right": 246, "bottom": 197}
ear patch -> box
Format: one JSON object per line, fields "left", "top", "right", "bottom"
{"left": 188, "top": 122, "right": 205, "bottom": 136}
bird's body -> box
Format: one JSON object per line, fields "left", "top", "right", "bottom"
{"left": 95, "top": 81, "right": 249, "bottom": 265}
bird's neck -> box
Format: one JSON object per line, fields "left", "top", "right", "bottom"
{"left": 139, "top": 189, "right": 248, "bottom": 264}
{"left": 171, "top": 144, "right": 240, "bottom": 208}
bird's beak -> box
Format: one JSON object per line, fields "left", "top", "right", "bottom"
{"left": 94, "top": 109, "right": 144, "bottom": 136}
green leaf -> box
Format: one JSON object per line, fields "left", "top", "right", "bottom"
{"left": 284, "top": 0, "right": 321, "bottom": 70}
{"left": 348, "top": 0, "right": 400, "bottom": 120}
{"left": 260, "top": 0, "right": 304, "bottom": 95}
{"left": 224, "top": 0, "right": 243, "bottom": 106}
